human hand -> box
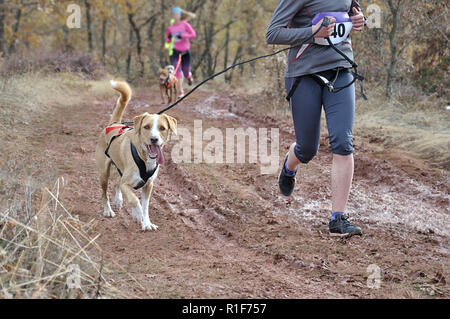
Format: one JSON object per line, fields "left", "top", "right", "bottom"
{"left": 351, "top": 7, "right": 365, "bottom": 31}
{"left": 173, "top": 32, "right": 182, "bottom": 42}
{"left": 313, "top": 17, "right": 336, "bottom": 38}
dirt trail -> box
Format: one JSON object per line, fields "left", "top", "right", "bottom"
{"left": 39, "top": 87, "right": 448, "bottom": 298}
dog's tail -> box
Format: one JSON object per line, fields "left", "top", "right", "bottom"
{"left": 109, "top": 80, "right": 132, "bottom": 124}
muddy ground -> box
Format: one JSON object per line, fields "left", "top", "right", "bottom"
{"left": 25, "top": 86, "right": 449, "bottom": 298}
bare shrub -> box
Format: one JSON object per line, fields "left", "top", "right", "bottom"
{"left": 0, "top": 50, "right": 106, "bottom": 80}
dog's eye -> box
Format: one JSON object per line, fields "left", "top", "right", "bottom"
{"left": 159, "top": 126, "right": 166, "bottom": 131}
{"left": 143, "top": 125, "right": 150, "bottom": 130}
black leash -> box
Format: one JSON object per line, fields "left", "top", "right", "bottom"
{"left": 326, "top": 37, "right": 367, "bottom": 99}
{"left": 158, "top": 18, "right": 332, "bottom": 115}
{"left": 158, "top": 16, "right": 366, "bottom": 114}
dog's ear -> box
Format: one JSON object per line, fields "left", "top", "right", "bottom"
{"left": 162, "top": 114, "right": 177, "bottom": 135}
{"left": 133, "top": 113, "right": 147, "bottom": 134}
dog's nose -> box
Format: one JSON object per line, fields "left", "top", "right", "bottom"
{"left": 150, "top": 138, "right": 158, "bottom": 144}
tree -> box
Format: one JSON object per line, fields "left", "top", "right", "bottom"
{"left": 367, "top": 0, "right": 445, "bottom": 98}
{"left": 0, "top": 0, "right": 5, "bottom": 56}
{"left": 8, "top": 1, "right": 23, "bottom": 54}
{"left": 84, "top": 0, "right": 93, "bottom": 51}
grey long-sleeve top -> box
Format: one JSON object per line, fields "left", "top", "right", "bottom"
{"left": 266, "top": 0, "right": 359, "bottom": 78}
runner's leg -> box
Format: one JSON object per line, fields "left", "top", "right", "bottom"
{"left": 278, "top": 76, "right": 323, "bottom": 196}
{"left": 285, "top": 75, "right": 323, "bottom": 169}
{"left": 182, "top": 51, "right": 193, "bottom": 85}
{"left": 171, "top": 51, "right": 182, "bottom": 79}
{"left": 171, "top": 51, "right": 183, "bottom": 97}
{"left": 322, "top": 70, "right": 355, "bottom": 213}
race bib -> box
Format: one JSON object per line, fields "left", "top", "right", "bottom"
{"left": 312, "top": 12, "right": 353, "bottom": 46}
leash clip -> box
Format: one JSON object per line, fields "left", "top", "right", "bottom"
{"left": 326, "top": 83, "right": 334, "bottom": 92}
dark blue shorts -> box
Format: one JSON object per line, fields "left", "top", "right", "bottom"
{"left": 285, "top": 69, "right": 355, "bottom": 163}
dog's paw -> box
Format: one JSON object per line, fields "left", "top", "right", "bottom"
{"left": 103, "top": 208, "right": 116, "bottom": 218}
{"left": 114, "top": 199, "right": 123, "bottom": 210}
{"left": 114, "top": 194, "right": 123, "bottom": 210}
{"left": 131, "top": 207, "right": 142, "bottom": 223}
{"left": 142, "top": 222, "right": 158, "bottom": 231}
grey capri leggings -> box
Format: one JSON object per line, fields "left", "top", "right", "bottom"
{"left": 285, "top": 68, "right": 355, "bottom": 164}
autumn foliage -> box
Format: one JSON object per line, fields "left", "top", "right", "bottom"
{"left": 0, "top": 0, "right": 448, "bottom": 99}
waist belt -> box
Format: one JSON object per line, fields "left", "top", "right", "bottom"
{"left": 286, "top": 68, "right": 364, "bottom": 101}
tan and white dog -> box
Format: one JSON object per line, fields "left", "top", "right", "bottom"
{"left": 95, "top": 80, "right": 177, "bottom": 231}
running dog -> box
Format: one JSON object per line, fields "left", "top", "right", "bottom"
{"left": 95, "top": 80, "right": 177, "bottom": 231}
{"left": 158, "top": 65, "right": 178, "bottom": 105}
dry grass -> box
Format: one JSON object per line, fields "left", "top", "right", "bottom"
{"left": 0, "top": 175, "right": 149, "bottom": 299}
{"left": 355, "top": 85, "right": 450, "bottom": 168}
{"left": 0, "top": 72, "right": 92, "bottom": 216}
{"left": 0, "top": 72, "right": 88, "bottom": 114}
{"left": 0, "top": 178, "right": 125, "bottom": 298}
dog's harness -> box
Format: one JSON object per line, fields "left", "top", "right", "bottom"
{"left": 165, "top": 54, "right": 183, "bottom": 89}
{"left": 130, "top": 143, "right": 159, "bottom": 190}
{"left": 104, "top": 125, "right": 132, "bottom": 177}
{"left": 164, "top": 77, "right": 173, "bottom": 89}
{"left": 104, "top": 124, "right": 158, "bottom": 190}
{"left": 286, "top": 66, "right": 363, "bottom": 101}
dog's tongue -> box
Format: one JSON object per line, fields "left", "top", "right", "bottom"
{"left": 149, "top": 145, "right": 165, "bottom": 165}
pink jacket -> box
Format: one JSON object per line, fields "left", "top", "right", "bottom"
{"left": 166, "top": 21, "right": 196, "bottom": 53}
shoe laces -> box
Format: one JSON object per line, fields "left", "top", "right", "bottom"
{"left": 339, "top": 215, "right": 354, "bottom": 227}
{"left": 284, "top": 171, "right": 296, "bottom": 183}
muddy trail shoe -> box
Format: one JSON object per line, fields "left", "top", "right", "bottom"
{"left": 329, "top": 214, "right": 362, "bottom": 237}
{"left": 278, "top": 156, "right": 296, "bottom": 196}
{"left": 187, "top": 73, "right": 194, "bottom": 86}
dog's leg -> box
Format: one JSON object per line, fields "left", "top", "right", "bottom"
{"left": 100, "top": 161, "right": 115, "bottom": 217}
{"left": 167, "top": 87, "right": 172, "bottom": 105}
{"left": 141, "top": 182, "right": 158, "bottom": 231}
{"left": 120, "top": 183, "right": 143, "bottom": 224}
{"left": 160, "top": 86, "right": 165, "bottom": 105}
{"left": 174, "top": 81, "right": 177, "bottom": 99}
{"left": 114, "top": 183, "right": 123, "bottom": 210}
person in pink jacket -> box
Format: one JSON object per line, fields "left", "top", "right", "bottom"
{"left": 166, "top": 7, "right": 197, "bottom": 98}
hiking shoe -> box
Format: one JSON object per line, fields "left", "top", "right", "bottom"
{"left": 187, "top": 73, "right": 194, "bottom": 86}
{"left": 329, "top": 214, "right": 362, "bottom": 237}
{"left": 278, "top": 156, "right": 296, "bottom": 196}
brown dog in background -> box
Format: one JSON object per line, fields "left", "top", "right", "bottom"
{"left": 158, "top": 65, "right": 178, "bottom": 105}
